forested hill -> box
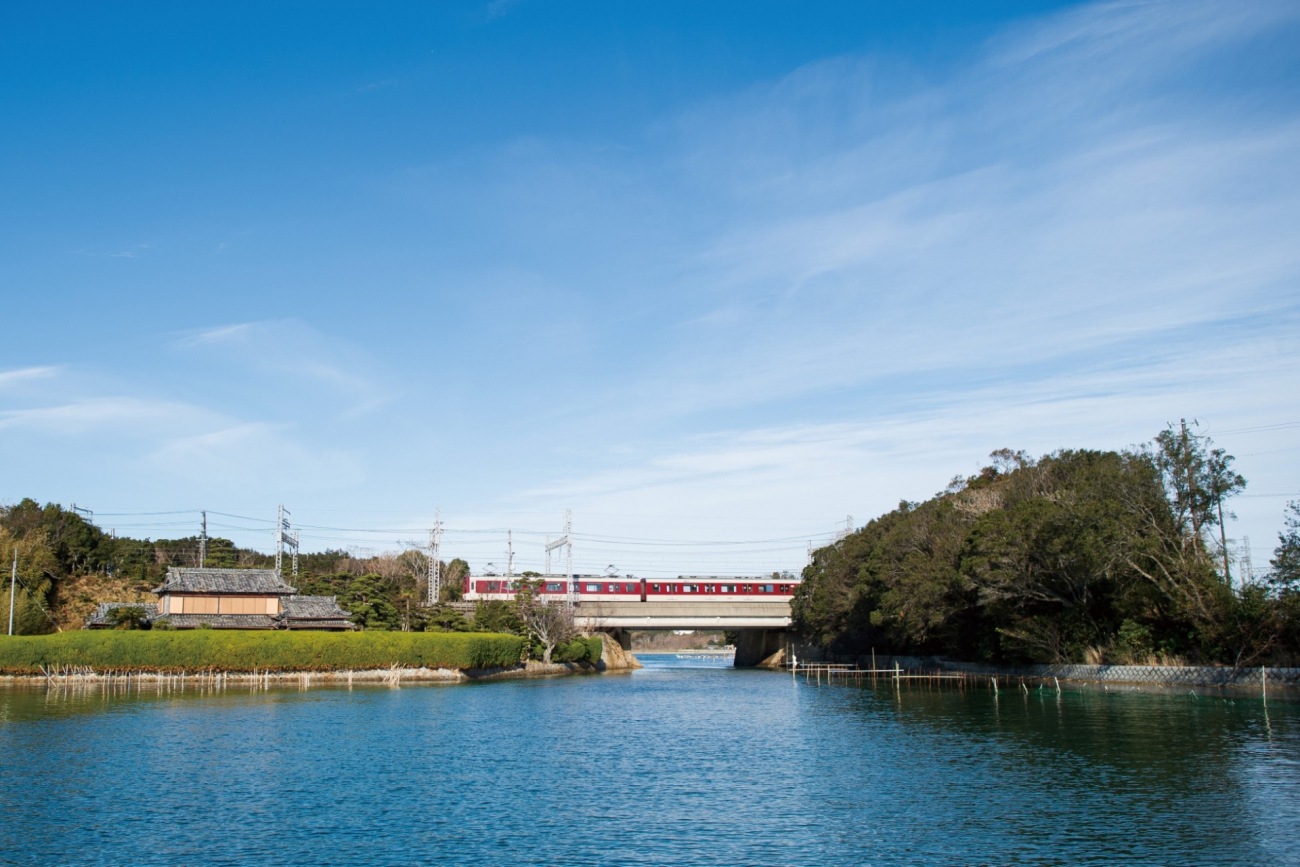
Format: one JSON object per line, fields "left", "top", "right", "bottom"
{"left": 793, "top": 430, "right": 1300, "bottom": 667}
{"left": 0, "top": 500, "right": 469, "bottom": 632}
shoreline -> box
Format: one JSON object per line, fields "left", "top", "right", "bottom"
{"left": 633, "top": 648, "right": 734, "bottom": 656}
{"left": 0, "top": 633, "right": 642, "bottom": 687}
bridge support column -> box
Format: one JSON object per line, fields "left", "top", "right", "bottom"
{"left": 600, "top": 628, "right": 632, "bottom": 651}
{"left": 734, "top": 629, "right": 789, "bottom": 668}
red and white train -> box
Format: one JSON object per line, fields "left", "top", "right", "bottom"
{"left": 464, "top": 575, "right": 798, "bottom": 602}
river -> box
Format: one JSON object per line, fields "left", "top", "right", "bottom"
{"left": 1, "top": 655, "right": 1296, "bottom": 866}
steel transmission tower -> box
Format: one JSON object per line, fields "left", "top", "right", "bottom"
{"left": 427, "top": 509, "right": 443, "bottom": 606}
{"left": 834, "top": 515, "right": 853, "bottom": 543}
{"left": 275, "top": 505, "right": 299, "bottom": 578}
{"left": 545, "top": 510, "right": 574, "bottom": 607}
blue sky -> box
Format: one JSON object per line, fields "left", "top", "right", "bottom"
{"left": 2, "top": 0, "right": 1298, "bottom": 576}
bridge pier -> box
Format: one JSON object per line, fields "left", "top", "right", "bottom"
{"left": 733, "top": 629, "right": 790, "bottom": 668}
{"left": 599, "top": 628, "right": 632, "bottom": 651}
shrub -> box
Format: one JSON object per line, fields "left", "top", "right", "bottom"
{"left": 1116, "top": 619, "right": 1154, "bottom": 662}
{"left": 547, "top": 636, "right": 604, "bottom": 664}
{"left": 0, "top": 630, "right": 524, "bottom": 674}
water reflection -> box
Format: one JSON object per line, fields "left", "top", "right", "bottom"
{"left": 0, "top": 659, "right": 1295, "bottom": 866}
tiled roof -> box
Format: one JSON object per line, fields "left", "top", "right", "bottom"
{"left": 154, "top": 568, "right": 297, "bottom": 595}
{"left": 279, "top": 595, "right": 355, "bottom": 630}
{"left": 84, "top": 602, "right": 159, "bottom": 628}
{"left": 83, "top": 593, "right": 355, "bottom": 631}
{"left": 161, "top": 614, "right": 279, "bottom": 630}
{"left": 282, "top": 619, "right": 354, "bottom": 630}
{"left": 280, "top": 595, "right": 352, "bottom": 620}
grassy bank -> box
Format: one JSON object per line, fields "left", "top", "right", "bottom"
{"left": 0, "top": 630, "right": 525, "bottom": 675}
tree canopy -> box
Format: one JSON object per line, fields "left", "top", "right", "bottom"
{"left": 793, "top": 427, "right": 1298, "bottom": 666}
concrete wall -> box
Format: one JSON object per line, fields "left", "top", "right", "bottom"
{"left": 866, "top": 654, "right": 1300, "bottom": 688}
{"left": 734, "top": 630, "right": 789, "bottom": 667}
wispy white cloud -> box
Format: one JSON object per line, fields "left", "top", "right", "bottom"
{"left": 169, "top": 319, "right": 395, "bottom": 418}
{"left": 437, "top": 0, "right": 1300, "bottom": 566}
{"left": 0, "top": 397, "right": 209, "bottom": 433}
{"left": 148, "top": 422, "right": 366, "bottom": 494}
{"left": 171, "top": 322, "right": 256, "bottom": 348}
{"left": 0, "top": 366, "right": 59, "bottom": 389}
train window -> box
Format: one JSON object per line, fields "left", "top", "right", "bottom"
{"left": 742, "top": 585, "right": 753, "bottom": 593}
{"left": 546, "top": 582, "right": 564, "bottom": 592}
{"left": 585, "top": 583, "right": 602, "bottom": 592}
{"left": 761, "top": 584, "right": 775, "bottom": 593}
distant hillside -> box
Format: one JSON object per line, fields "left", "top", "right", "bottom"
{"left": 793, "top": 429, "right": 1300, "bottom": 667}
{"left": 0, "top": 500, "right": 467, "bottom": 633}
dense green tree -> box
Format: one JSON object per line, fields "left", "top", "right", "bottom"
{"left": 472, "top": 600, "right": 524, "bottom": 636}
{"left": 1271, "top": 501, "right": 1300, "bottom": 591}
{"left": 295, "top": 572, "right": 403, "bottom": 631}
{"left": 106, "top": 605, "right": 150, "bottom": 630}
{"left": 793, "top": 430, "right": 1294, "bottom": 666}
{"left": 440, "top": 558, "right": 469, "bottom": 602}
{"left": 423, "top": 604, "right": 471, "bottom": 632}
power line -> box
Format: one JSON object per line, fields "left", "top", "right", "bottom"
{"left": 1203, "top": 421, "right": 1300, "bottom": 436}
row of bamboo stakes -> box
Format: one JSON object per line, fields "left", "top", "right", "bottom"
{"left": 787, "top": 657, "right": 1274, "bottom": 704}
{"left": 22, "top": 664, "right": 413, "bottom": 696}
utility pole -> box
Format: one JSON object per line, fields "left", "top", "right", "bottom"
{"left": 292, "top": 531, "right": 300, "bottom": 578}
{"left": 8, "top": 549, "right": 16, "bottom": 636}
{"left": 506, "top": 530, "right": 514, "bottom": 580}
{"left": 427, "top": 509, "right": 442, "bottom": 606}
{"left": 199, "top": 510, "right": 207, "bottom": 568}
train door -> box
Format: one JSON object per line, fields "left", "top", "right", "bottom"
{"left": 639, "top": 577, "right": 647, "bottom": 602}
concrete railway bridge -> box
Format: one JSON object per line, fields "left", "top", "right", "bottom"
{"left": 574, "top": 600, "right": 793, "bottom": 668}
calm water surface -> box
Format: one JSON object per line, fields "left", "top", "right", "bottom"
{"left": 1, "top": 656, "right": 1297, "bottom": 866}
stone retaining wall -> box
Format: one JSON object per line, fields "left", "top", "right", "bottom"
{"left": 872, "top": 655, "right": 1300, "bottom": 689}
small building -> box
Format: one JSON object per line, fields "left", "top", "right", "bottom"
{"left": 86, "top": 568, "right": 353, "bottom": 631}
{"left": 279, "top": 595, "right": 356, "bottom": 631}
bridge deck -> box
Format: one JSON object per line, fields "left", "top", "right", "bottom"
{"left": 573, "top": 600, "right": 791, "bottom": 629}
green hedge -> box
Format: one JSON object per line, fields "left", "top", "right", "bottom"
{"left": 0, "top": 630, "right": 524, "bottom": 675}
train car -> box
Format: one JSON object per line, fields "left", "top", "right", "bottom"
{"left": 462, "top": 574, "right": 798, "bottom": 603}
